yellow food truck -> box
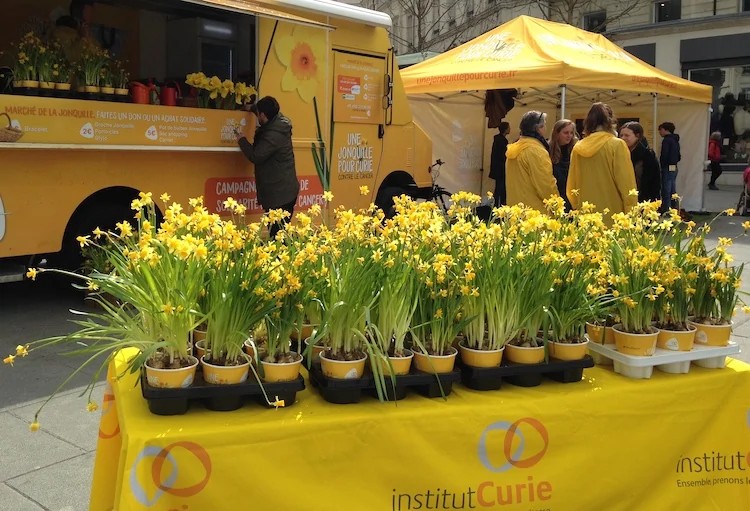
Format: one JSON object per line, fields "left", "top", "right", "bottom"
{"left": 0, "top": 0, "right": 432, "bottom": 281}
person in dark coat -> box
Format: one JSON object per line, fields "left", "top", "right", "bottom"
{"left": 619, "top": 122, "right": 661, "bottom": 203}
{"left": 658, "top": 121, "right": 681, "bottom": 212}
{"left": 236, "top": 96, "right": 300, "bottom": 238}
{"left": 489, "top": 122, "right": 510, "bottom": 206}
{"left": 548, "top": 119, "right": 578, "bottom": 211}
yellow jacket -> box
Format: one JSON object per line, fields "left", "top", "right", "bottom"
{"left": 567, "top": 131, "right": 637, "bottom": 216}
{"left": 505, "top": 137, "right": 558, "bottom": 212}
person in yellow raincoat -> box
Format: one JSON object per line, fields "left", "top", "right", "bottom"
{"left": 505, "top": 111, "right": 559, "bottom": 211}
{"left": 567, "top": 102, "right": 637, "bottom": 218}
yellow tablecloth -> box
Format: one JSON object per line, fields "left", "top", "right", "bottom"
{"left": 90, "top": 351, "right": 750, "bottom": 511}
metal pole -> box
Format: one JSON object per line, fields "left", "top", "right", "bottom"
{"left": 560, "top": 85, "right": 567, "bottom": 120}
{"left": 652, "top": 93, "right": 658, "bottom": 148}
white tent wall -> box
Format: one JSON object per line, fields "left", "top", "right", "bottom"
{"left": 409, "top": 98, "right": 487, "bottom": 198}
{"left": 412, "top": 94, "right": 708, "bottom": 213}
{"left": 656, "top": 103, "right": 709, "bottom": 212}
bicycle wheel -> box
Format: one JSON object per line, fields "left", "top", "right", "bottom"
{"left": 433, "top": 189, "right": 453, "bottom": 216}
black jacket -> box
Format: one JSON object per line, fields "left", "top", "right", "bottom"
{"left": 489, "top": 133, "right": 508, "bottom": 180}
{"left": 238, "top": 113, "right": 300, "bottom": 209}
{"left": 552, "top": 144, "right": 572, "bottom": 207}
{"left": 631, "top": 142, "right": 661, "bottom": 202}
{"left": 659, "top": 133, "right": 681, "bottom": 169}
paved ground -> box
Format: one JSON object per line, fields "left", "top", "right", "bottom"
{"left": 1, "top": 185, "right": 749, "bottom": 510}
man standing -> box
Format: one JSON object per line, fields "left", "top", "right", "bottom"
{"left": 489, "top": 122, "right": 510, "bottom": 207}
{"left": 236, "top": 96, "right": 299, "bottom": 238}
{"left": 658, "top": 121, "right": 681, "bottom": 212}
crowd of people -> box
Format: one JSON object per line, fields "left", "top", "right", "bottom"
{"left": 491, "top": 101, "right": 682, "bottom": 218}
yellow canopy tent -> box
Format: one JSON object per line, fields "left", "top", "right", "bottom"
{"left": 401, "top": 15, "right": 710, "bottom": 104}
{"left": 400, "top": 16, "right": 713, "bottom": 212}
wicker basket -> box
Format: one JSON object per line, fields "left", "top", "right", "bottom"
{"left": 0, "top": 112, "right": 23, "bottom": 142}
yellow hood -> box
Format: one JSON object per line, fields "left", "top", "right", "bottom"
{"left": 506, "top": 137, "right": 545, "bottom": 159}
{"left": 573, "top": 131, "right": 617, "bottom": 157}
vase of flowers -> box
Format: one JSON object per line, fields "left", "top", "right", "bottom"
{"left": 409, "top": 196, "right": 474, "bottom": 374}
{"left": 606, "top": 203, "right": 669, "bottom": 356}
{"left": 368, "top": 195, "right": 424, "bottom": 382}
{"left": 316, "top": 198, "right": 382, "bottom": 379}
{"left": 687, "top": 211, "right": 745, "bottom": 346}
{"left": 199, "top": 199, "right": 278, "bottom": 386}
{"left": 542, "top": 198, "right": 612, "bottom": 361}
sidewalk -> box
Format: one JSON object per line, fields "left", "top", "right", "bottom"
{"left": 2, "top": 186, "right": 750, "bottom": 511}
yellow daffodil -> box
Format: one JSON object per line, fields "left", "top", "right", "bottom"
{"left": 26, "top": 268, "right": 38, "bottom": 280}
{"left": 29, "top": 421, "right": 40, "bottom": 432}
{"left": 274, "top": 25, "right": 325, "bottom": 102}
{"left": 3, "top": 354, "right": 16, "bottom": 366}
{"left": 86, "top": 402, "right": 99, "bottom": 412}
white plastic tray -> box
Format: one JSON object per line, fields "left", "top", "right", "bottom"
{"left": 587, "top": 342, "right": 740, "bottom": 379}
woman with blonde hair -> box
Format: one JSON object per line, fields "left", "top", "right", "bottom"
{"left": 549, "top": 119, "right": 578, "bottom": 210}
{"left": 567, "top": 102, "right": 637, "bottom": 217}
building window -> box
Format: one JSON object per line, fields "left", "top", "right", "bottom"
{"left": 744, "top": 0, "right": 750, "bottom": 11}
{"left": 689, "top": 65, "right": 750, "bottom": 166}
{"left": 583, "top": 11, "right": 607, "bottom": 33}
{"left": 655, "top": 1, "right": 681, "bottom": 23}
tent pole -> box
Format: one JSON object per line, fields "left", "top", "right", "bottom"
{"left": 652, "top": 94, "right": 658, "bottom": 148}
{"left": 560, "top": 85, "right": 567, "bottom": 120}
{"left": 702, "top": 105, "right": 711, "bottom": 213}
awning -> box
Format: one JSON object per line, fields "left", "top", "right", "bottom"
{"left": 180, "top": 0, "right": 335, "bottom": 29}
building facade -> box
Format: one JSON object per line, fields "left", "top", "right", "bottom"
{"left": 356, "top": 0, "right": 750, "bottom": 168}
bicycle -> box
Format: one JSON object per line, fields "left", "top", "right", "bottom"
{"left": 427, "top": 159, "right": 453, "bottom": 216}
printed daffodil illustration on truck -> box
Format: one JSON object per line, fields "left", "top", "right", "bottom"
{"left": 274, "top": 25, "right": 325, "bottom": 103}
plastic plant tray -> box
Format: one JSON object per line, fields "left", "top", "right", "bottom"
{"left": 458, "top": 356, "right": 595, "bottom": 390}
{"left": 306, "top": 363, "right": 461, "bottom": 404}
{"left": 140, "top": 371, "right": 305, "bottom": 415}
{"left": 587, "top": 342, "right": 740, "bottom": 379}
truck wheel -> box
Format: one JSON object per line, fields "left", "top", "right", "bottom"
{"left": 375, "top": 186, "right": 410, "bottom": 219}
{"left": 51, "top": 201, "right": 135, "bottom": 275}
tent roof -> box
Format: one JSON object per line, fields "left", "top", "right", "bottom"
{"left": 401, "top": 15, "right": 712, "bottom": 104}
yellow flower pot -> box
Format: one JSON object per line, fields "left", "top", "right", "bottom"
{"left": 585, "top": 322, "right": 614, "bottom": 344}
{"left": 194, "top": 340, "right": 208, "bottom": 360}
{"left": 55, "top": 83, "right": 72, "bottom": 91}
{"left": 412, "top": 346, "right": 458, "bottom": 374}
{"left": 100, "top": 86, "right": 115, "bottom": 94}
{"left": 548, "top": 339, "right": 589, "bottom": 361}
{"left": 504, "top": 343, "right": 545, "bottom": 364}
{"left": 21, "top": 80, "right": 39, "bottom": 88}
{"left": 688, "top": 319, "right": 732, "bottom": 347}
{"left": 145, "top": 356, "right": 198, "bottom": 388}
{"left": 192, "top": 328, "right": 207, "bottom": 343}
{"left": 320, "top": 351, "right": 368, "bottom": 379}
{"left": 260, "top": 353, "right": 302, "bottom": 382}
{"left": 613, "top": 324, "right": 658, "bottom": 356}
{"left": 458, "top": 341, "right": 504, "bottom": 368}
{"left": 114, "top": 87, "right": 129, "bottom": 95}
{"left": 656, "top": 325, "right": 697, "bottom": 351}
{"left": 290, "top": 323, "right": 317, "bottom": 341}
{"left": 39, "top": 81, "right": 55, "bottom": 89}
{"left": 303, "top": 336, "right": 326, "bottom": 361}
{"left": 379, "top": 350, "right": 414, "bottom": 376}
{"left": 200, "top": 356, "right": 250, "bottom": 384}
{"left": 84, "top": 85, "right": 100, "bottom": 93}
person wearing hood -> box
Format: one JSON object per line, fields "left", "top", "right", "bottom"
{"left": 236, "top": 96, "right": 300, "bottom": 238}
{"left": 567, "top": 102, "right": 637, "bottom": 218}
{"left": 505, "top": 111, "right": 558, "bottom": 212}
{"left": 658, "top": 121, "right": 681, "bottom": 212}
{"left": 619, "top": 121, "right": 661, "bottom": 202}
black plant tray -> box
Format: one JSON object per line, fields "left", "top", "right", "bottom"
{"left": 307, "top": 363, "right": 461, "bottom": 404}
{"left": 458, "top": 355, "right": 595, "bottom": 390}
{"left": 140, "top": 370, "right": 305, "bottom": 416}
